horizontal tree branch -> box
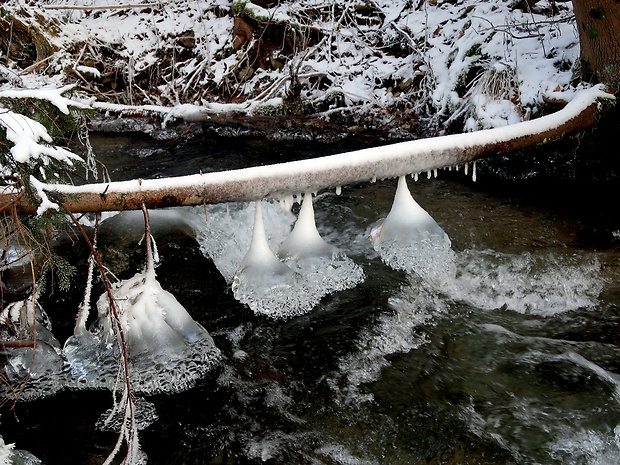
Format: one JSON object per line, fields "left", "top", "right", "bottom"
{"left": 43, "top": 3, "right": 165, "bottom": 11}
{"left": 0, "top": 341, "right": 35, "bottom": 348}
{"left": 0, "top": 86, "right": 614, "bottom": 215}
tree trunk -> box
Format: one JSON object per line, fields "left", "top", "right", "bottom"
{"left": 573, "top": 0, "right": 620, "bottom": 87}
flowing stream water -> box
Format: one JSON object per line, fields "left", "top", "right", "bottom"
{"left": 2, "top": 126, "right": 620, "bottom": 465}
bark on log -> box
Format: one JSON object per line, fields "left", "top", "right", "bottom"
{"left": 0, "top": 87, "right": 614, "bottom": 215}
{"left": 572, "top": 0, "right": 620, "bottom": 86}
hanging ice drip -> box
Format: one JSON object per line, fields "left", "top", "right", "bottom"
{"left": 370, "top": 176, "right": 456, "bottom": 284}
{"left": 277, "top": 193, "right": 364, "bottom": 295}
{"left": 231, "top": 201, "right": 301, "bottom": 318}
{"left": 63, "top": 208, "right": 221, "bottom": 395}
{"left": 230, "top": 198, "right": 364, "bottom": 319}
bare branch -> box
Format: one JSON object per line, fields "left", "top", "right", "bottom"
{"left": 43, "top": 3, "right": 166, "bottom": 11}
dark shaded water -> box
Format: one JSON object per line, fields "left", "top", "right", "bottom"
{"left": 2, "top": 121, "right": 620, "bottom": 465}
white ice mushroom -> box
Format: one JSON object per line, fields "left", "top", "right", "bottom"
{"left": 277, "top": 193, "right": 364, "bottom": 293}
{"left": 371, "top": 176, "right": 456, "bottom": 283}
{"left": 277, "top": 193, "right": 340, "bottom": 262}
{"left": 64, "top": 221, "right": 220, "bottom": 395}
{"left": 231, "top": 198, "right": 365, "bottom": 319}
{"left": 231, "top": 201, "right": 300, "bottom": 318}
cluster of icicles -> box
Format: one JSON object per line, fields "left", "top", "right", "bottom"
{"left": 0, "top": 175, "right": 455, "bottom": 402}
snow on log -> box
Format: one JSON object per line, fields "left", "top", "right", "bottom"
{"left": 1, "top": 86, "right": 614, "bottom": 214}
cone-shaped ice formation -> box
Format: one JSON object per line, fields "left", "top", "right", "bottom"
{"left": 201, "top": 199, "right": 363, "bottom": 319}
{"left": 278, "top": 193, "right": 339, "bottom": 262}
{"left": 232, "top": 201, "right": 301, "bottom": 318}
{"left": 0, "top": 295, "right": 67, "bottom": 400}
{"left": 64, "top": 251, "right": 220, "bottom": 395}
{"left": 277, "top": 193, "right": 364, "bottom": 293}
{"left": 371, "top": 176, "right": 456, "bottom": 282}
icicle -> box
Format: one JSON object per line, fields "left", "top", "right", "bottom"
{"left": 427, "top": 170, "right": 431, "bottom": 179}
{"left": 414, "top": 173, "right": 419, "bottom": 182}
{"left": 371, "top": 175, "right": 377, "bottom": 183}
{"left": 150, "top": 234, "right": 160, "bottom": 264}
{"left": 464, "top": 163, "right": 469, "bottom": 176}
{"left": 433, "top": 169, "right": 438, "bottom": 178}
{"left": 76, "top": 218, "right": 99, "bottom": 335}
{"left": 472, "top": 161, "right": 477, "bottom": 182}
{"left": 336, "top": 186, "right": 342, "bottom": 195}
{"left": 75, "top": 254, "right": 95, "bottom": 334}
{"left": 455, "top": 164, "right": 460, "bottom": 171}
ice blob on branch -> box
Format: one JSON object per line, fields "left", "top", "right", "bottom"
{"left": 229, "top": 198, "right": 364, "bottom": 319}
{"left": 371, "top": 176, "right": 455, "bottom": 283}
{"left": 64, "top": 213, "right": 220, "bottom": 395}
{"left": 232, "top": 201, "right": 301, "bottom": 318}
{"left": 277, "top": 193, "right": 364, "bottom": 294}
{"left": 0, "top": 295, "right": 68, "bottom": 401}
{"left": 278, "top": 192, "right": 339, "bottom": 262}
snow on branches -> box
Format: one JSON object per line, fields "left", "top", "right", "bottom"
{"left": 0, "top": 86, "right": 86, "bottom": 215}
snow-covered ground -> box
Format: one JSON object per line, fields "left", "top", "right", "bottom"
{"left": 1, "top": 0, "right": 580, "bottom": 132}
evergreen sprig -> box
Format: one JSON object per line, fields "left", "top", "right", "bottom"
{"left": 0, "top": 91, "right": 89, "bottom": 297}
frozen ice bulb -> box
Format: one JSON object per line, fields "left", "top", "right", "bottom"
{"left": 278, "top": 193, "right": 339, "bottom": 262}
{"left": 234, "top": 201, "right": 296, "bottom": 282}
{"left": 371, "top": 176, "right": 455, "bottom": 282}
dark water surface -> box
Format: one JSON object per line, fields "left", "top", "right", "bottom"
{"left": 2, "top": 124, "right": 620, "bottom": 465}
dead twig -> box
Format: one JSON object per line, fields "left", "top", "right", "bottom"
{"left": 43, "top": 3, "right": 166, "bottom": 11}
{"left": 66, "top": 209, "right": 139, "bottom": 465}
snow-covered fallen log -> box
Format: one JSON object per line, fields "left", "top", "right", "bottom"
{"left": 0, "top": 85, "right": 614, "bottom": 215}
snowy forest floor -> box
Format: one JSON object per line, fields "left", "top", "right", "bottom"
{"left": 0, "top": 0, "right": 583, "bottom": 141}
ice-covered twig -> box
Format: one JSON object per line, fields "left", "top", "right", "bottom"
{"left": 66, "top": 209, "right": 139, "bottom": 465}
{"left": 0, "top": 85, "right": 89, "bottom": 115}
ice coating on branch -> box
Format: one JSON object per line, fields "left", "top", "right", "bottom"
{"left": 232, "top": 201, "right": 301, "bottom": 318}
{"left": 277, "top": 193, "right": 364, "bottom": 296}
{"left": 0, "top": 296, "right": 68, "bottom": 401}
{"left": 64, "top": 265, "right": 220, "bottom": 394}
{"left": 371, "top": 176, "right": 456, "bottom": 283}
{"left": 203, "top": 199, "right": 363, "bottom": 319}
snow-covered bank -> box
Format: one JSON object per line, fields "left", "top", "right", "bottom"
{"left": 1, "top": 0, "right": 581, "bottom": 134}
